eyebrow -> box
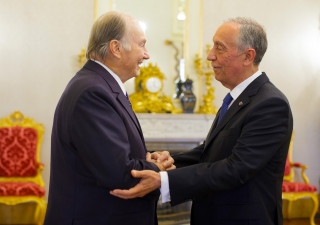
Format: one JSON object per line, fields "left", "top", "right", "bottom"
{"left": 214, "top": 41, "right": 225, "bottom": 46}
{"left": 140, "top": 39, "right": 147, "bottom": 45}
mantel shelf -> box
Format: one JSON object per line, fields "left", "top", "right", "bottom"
{"left": 136, "top": 113, "right": 216, "bottom": 142}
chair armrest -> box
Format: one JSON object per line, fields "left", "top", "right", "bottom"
{"left": 39, "top": 163, "right": 45, "bottom": 169}
{"left": 290, "top": 162, "right": 309, "bottom": 184}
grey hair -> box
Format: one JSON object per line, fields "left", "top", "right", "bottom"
{"left": 86, "top": 11, "right": 131, "bottom": 61}
{"left": 224, "top": 17, "right": 268, "bottom": 65}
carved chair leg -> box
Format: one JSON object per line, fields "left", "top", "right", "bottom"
{"left": 34, "top": 203, "right": 41, "bottom": 225}
{"left": 309, "top": 194, "right": 319, "bottom": 225}
{"left": 287, "top": 200, "right": 293, "bottom": 220}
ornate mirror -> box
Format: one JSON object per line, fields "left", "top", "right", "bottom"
{"left": 93, "top": 0, "right": 204, "bottom": 106}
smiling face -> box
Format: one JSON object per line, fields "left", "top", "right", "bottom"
{"left": 207, "top": 22, "right": 247, "bottom": 90}
{"left": 119, "top": 20, "right": 150, "bottom": 82}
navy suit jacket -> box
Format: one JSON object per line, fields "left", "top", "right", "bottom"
{"left": 44, "top": 60, "right": 160, "bottom": 225}
{"left": 168, "top": 73, "right": 293, "bottom": 225}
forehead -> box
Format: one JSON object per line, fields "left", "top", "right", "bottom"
{"left": 213, "top": 22, "right": 240, "bottom": 47}
{"left": 126, "top": 19, "right": 146, "bottom": 43}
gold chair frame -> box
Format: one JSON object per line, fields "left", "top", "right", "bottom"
{"left": 282, "top": 133, "right": 319, "bottom": 225}
{"left": 0, "top": 111, "right": 46, "bottom": 225}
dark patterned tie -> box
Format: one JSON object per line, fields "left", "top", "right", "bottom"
{"left": 217, "top": 93, "right": 233, "bottom": 124}
{"left": 125, "top": 92, "right": 132, "bottom": 107}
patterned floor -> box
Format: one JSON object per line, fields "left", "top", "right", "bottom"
{"left": 284, "top": 217, "right": 320, "bottom": 225}
{"left": 158, "top": 218, "right": 320, "bottom": 225}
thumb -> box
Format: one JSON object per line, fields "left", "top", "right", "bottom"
{"left": 146, "top": 152, "right": 151, "bottom": 161}
{"left": 131, "top": 170, "right": 144, "bottom": 178}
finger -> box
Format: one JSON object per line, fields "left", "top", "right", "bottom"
{"left": 166, "top": 164, "right": 176, "bottom": 170}
{"left": 157, "top": 151, "right": 169, "bottom": 163}
{"left": 110, "top": 189, "right": 138, "bottom": 199}
{"left": 150, "top": 152, "right": 161, "bottom": 160}
{"left": 162, "top": 157, "right": 175, "bottom": 168}
{"left": 131, "top": 170, "right": 148, "bottom": 179}
{"left": 146, "top": 152, "right": 151, "bottom": 161}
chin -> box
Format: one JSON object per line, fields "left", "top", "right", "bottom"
{"left": 214, "top": 75, "right": 220, "bottom": 81}
{"left": 132, "top": 73, "right": 138, "bottom": 78}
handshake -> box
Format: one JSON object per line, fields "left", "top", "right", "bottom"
{"left": 146, "top": 151, "right": 176, "bottom": 171}
{"left": 110, "top": 151, "right": 175, "bottom": 199}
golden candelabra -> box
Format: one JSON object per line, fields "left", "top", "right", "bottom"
{"left": 194, "top": 44, "right": 217, "bottom": 114}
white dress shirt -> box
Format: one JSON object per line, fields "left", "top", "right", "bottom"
{"left": 159, "top": 69, "right": 262, "bottom": 203}
{"left": 92, "top": 60, "right": 127, "bottom": 96}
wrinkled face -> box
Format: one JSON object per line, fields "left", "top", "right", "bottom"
{"left": 120, "top": 22, "right": 150, "bottom": 81}
{"left": 207, "top": 22, "right": 245, "bottom": 89}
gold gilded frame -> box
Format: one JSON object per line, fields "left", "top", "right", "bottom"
{"left": 0, "top": 111, "right": 46, "bottom": 225}
{"left": 282, "top": 133, "right": 319, "bottom": 225}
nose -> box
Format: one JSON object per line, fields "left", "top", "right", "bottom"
{"left": 144, "top": 50, "right": 150, "bottom": 60}
{"left": 207, "top": 47, "right": 216, "bottom": 61}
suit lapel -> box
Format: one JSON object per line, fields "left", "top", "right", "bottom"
{"left": 204, "top": 95, "right": 250, "bottom": 148}
{"left": 204, "top": 108, "right": 221, "bottom": 146}
{"left": 83, "top": 60, "right": 145, "bottom": 141}
{"left": 117, "top": 94, "right": 147, "bottom": 151}
{"left": 204, "top": 73, "right": 269, "bottom": 149}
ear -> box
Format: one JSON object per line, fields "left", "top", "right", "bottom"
{"left": 109, "top": 40, "right": 122, "bottom": 59}
{"left": 243, "top": 48, "right": 256, "bottom": 66}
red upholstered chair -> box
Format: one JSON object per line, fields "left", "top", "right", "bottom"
{"left": 282, "top": 133, "right": 319, "bottom": 225}
{"left": 0, "top": 111, "right": 46, "bottom": 225}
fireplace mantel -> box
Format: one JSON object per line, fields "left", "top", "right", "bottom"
{"left": 136, "top": 113, "right": 216, "bottom": 143}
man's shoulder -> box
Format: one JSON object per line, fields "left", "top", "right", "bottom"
{"left": 259, "top": 80, "right": 288, "bottom": 102}
{"left": 56, "top": 70, "right": 113, "bottom": 112}
{"left": 68, "top": 69, "right": 110, "bottom": 93}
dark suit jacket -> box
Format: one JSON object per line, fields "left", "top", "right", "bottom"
{"left": 168, "top": 73, "right": 293, "bottom": 225}
{"left": 44, "top": 60, "right": 160, "bottom": 225}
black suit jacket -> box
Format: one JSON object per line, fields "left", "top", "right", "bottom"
{"left": 44, "top": 60, "right": 160, "bottom": 225}
{"left": 168, "top": 73, "right": 293, "bottom": 225}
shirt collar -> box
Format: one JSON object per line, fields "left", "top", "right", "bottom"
{"left": 91, "top": 59, "right": 127, "bottom": 96}
{"left": 229, "top": 69, "right": 262, "bottom": 104}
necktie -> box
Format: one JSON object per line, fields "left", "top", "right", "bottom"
{"left": 217, "top": 93, "right": 233, "bottom": 124}
{"left": 125, "top": 92, "right": 132, "bottom": 107}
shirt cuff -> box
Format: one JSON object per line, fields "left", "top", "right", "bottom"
{"left": 159, "top": 171, "right": 171, "bottom": 203}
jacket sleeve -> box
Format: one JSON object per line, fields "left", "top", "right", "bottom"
{"left": 168, "top": 96, "right": 292, "bottom": 206}
{"left": 70, "top": 86, "right": 159, "bottom": 190}
{"left": 172, "top": 143, "right": 204, "bottom": 168}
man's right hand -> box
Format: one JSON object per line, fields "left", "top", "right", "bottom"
{"left": 146, "top": 151, "right": 176, "bottom": 171}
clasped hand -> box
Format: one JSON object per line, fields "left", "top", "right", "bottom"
{"left": 147, "top": 151, "right": 176, "bottom": 171}
{"left": 110, "top": 151, "right": 175, "bottom": 199}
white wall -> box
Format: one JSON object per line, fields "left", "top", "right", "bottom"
{"left": 0, "top": 0, "right": 93, "bottom": 199}
{"left": 203, "top": 0, "right": 320, "bottom": 189}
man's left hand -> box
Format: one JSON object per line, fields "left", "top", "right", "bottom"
{"left": 110, "top": 170, "right": 160, "bottom": 199}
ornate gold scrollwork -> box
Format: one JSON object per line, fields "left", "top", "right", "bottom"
{"left": 78, "top": 48, "right": 87, "bottom": 69}
{"left": 129, "top": 63, "right": 180, "bottom": 114}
